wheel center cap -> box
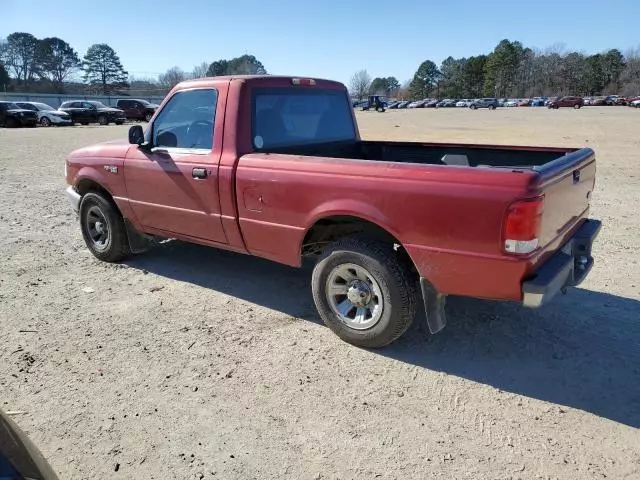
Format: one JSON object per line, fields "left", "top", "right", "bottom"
{"left": 95, "top": 222, "right": 104, "bottom": 234}
{"left": 347, "top": 281, "right": 371, "bottom": 306}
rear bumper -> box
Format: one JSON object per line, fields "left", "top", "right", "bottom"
{"left": 522, "top": 219, "right": 602, "bottom": 307}
{"left": 66, "top": 186, "right": 82, "bottom": 213}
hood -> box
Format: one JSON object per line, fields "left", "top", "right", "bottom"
{"left": 68, "top": 139, "right": 132, "bottom": 159}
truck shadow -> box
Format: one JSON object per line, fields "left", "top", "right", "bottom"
{"left": 127, "top": 240, "right": 640, "bottom": 428}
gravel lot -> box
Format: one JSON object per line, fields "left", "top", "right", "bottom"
{"left": 1, "top": 107, "right": 639, "bottom": 479}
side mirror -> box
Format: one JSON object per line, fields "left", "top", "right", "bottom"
{"left": 128, "top": 125, "right": 145, "bottom": 145}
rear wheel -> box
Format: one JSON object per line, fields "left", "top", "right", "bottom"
{"left": 574, "top": 104, "right": 581, "bottom": 109}
{"left": 489, "top": 105, "right": 496, "bottom": 110}
{"left": 312, "top": 237, "right": 418, "bottom": 348}
{"left": 470, "top": 104, "right": 477, "bottom": 110}
{"left": 79, "top": 192, "right": 130, "bottom": 262}
{"left": 6, "top": 117, "right": 17, "bottom": 128}
{"left": 40, "top": 116, "right": 52, "bottom": 127}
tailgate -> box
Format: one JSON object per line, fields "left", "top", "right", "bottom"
{"left": 535, "top": 148, "right": 596, "bottom": 249}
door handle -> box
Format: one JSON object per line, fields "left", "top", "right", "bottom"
{"left": 192, "top": 168, "right": 207, "bottom": 179}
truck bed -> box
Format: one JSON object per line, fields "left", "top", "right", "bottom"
{"left": 261, "top": 140, "right": 573, "bottom": 169}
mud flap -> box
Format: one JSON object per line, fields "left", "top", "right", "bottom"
{"left": 420, "top": 278, "right": 447, "bottom": 334}
{"left": 124, "top": 219, "right": 157, "bottom": 254}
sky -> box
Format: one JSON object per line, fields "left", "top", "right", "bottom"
{"left": 4, "top": 0, "right": 640, "bottom": 86}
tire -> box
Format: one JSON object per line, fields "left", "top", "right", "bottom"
{"left": 40, "top": 116, "right": 52, "bottom": 127}
{"left": 144, "top": 112, "right": 153, "bottom": 122}
{"left": 489, "top": 105, "right": 496, "bottom": 110}
{"left": 574, "top": 104, "right": 581, "bottom": 109}
{"left": 470, "top": 104, "right": 477, "bottom": 110}
{"left": 79, "top": 192, "right": 130, "bottom": 262}
{"left": 312, "top": 236, "right": 418, "bottom": 348}
{"left": 98, "top": 115, "right": 108, "bottom": 125}
{"left": 115, "top": 121, "right": 124, "bottom": 125}
{"left": 81, "top": 122, "right": 89, "bottom": 126}
{"left": 6, "top": 117, "right": 17, "bottom": 128}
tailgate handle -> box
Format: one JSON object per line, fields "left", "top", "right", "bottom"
{"left": 573, "top": 170, "right": 581, "bottom": 184}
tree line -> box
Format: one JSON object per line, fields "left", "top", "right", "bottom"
{"left": 0, "top": 31, "right": 268, "bottom": 95}
{"left": 352, "top": 39, "right": 640, "bottom": 100}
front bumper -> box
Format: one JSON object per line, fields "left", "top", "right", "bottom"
{"left": 51, "top": 116, "right": 72, "bottom": 125}
{"left": 522, "top": 219, "right": 602, "bottom": 307}
{"left": 66, "top": 186, "right": 82, "bottom": 213}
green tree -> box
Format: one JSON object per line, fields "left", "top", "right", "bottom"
{"left": 600, "top": 49, "right": 625, "bottom": 92}
{"left": 83, "top": 44, "right": 129, "bottom": 94}
{"left": 408, "top": 60, "right": 440, "bottom": 99}
{"left": 584, "top": 54, "right": 605, "bottom": 94}
{"left": 206, "top": 55, "right": 266, "bottom": 76}
{"left": 440, "top": 56, "right": 465, "bottom": 98}
{"left": 39, "top": 37, "right": 80, "bottom": 88}
{"left": 0, "top": 62, "right": 10, "bottom": 91}
{"left": 1, "top": 32, "right": 41, "bottom": 84}
{"left": 207, "top": 59, "right": 229, "bottom": 76}
{"left": 462, "top": 55, "right": 487, "bottom": 98}
{"left": 484, "top": 39, "right": 523, "bottom": 96}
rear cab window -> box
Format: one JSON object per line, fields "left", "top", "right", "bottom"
{"left": 252, "top": 88, "right": 355, "bottom": 150}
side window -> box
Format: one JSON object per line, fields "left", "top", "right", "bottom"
{"left": 152, "top": 89, "right": 217, "bottom": 150}
{"left": 119, "top": 100, "right": 129, "bottom": 109}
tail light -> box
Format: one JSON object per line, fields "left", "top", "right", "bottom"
{"left": 502, "top": 196, "right": 544, "bottom": 254}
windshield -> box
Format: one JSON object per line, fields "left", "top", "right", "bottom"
{"left": 88, "top": 101, "right": 109, "bottom": 108}
{"left": 33, "top": 102, "right": 55, "bottom": 111}
{"left": 252, "top": 88, "right": 355, "bottom": 150}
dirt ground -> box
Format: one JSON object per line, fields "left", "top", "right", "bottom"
{"left": 1, "top": 107, "right": 639, "bottom": 480}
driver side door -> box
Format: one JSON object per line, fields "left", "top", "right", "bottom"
{"left": 123, "top": 88, "right": 227, "bottom": 244}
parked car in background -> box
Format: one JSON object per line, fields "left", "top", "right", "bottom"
{"left": 469, "top": 98, "right": 498, "bottom": 109}
{"left": 425, "top": 100, "right": 438, "bottom": 108}
{"left": 15, "top": 101, "right": 73, "bottom": 127}
{"left": 530, "top": 97, "right": 546, "bottom": 107}
{"left": 455, "top": 99, "right": 471, "bottom": 107}
{"left": 591, "top": 97, "right": 606, "bottom": 106}
{"left": 116, "top": 99, "right": 159, "bottom": 122}
{"left": 59, "top": 101, "right": 126, "bottom": 125}
{"left": 397, "top": 101, "right": 411, "bottom": 109}
{"left": 518, "top": 98, "right": 532, "bottom": 107}
{"left": 504, "top": 99, "right": 519, "bottom": 107}
{"left": 387, "top": 101, "right": 401, "bottom": 109}
{"left": 436, "top": 99, "right": 456, "bottom": 107}
{"left": 407, "top": 100, "right": 427, "bottom": 108}
{"left": 630, "top": 98, "right": 640, "bottom": 108}
{"left": 548, "top": 96, "right": 584, "bottom": 109}
{"left": 0, "top": 101, "right": 38, "bottom": 127}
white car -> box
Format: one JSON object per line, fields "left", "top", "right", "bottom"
{"left": 455, "top": 99, "right": 469, "bottom": 107}
{"left": 15, "top": 101, "right": 73, "bottom": 127}
{"left": 504, "top": 99, "right": 518, "bottom": 107}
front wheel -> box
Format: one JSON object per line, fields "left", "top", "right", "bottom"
{"left": 574, "top": 104, "right": 581, "bottom": 109}
{"left": 144, "top": 112, "right": 153, "bottom": 122}
{"left": 98, "top": 115, "right": 108, "bottom": 125}
{"left": 40, "top": 116, "right": 52, "bottom": 127}
{"left": 79, "top": 192, "right": 130, "bottom": 262}
{"left": 312, "top": 237, "right": 418, "bottom": 348}
{"left": 470, "top": 104, "right": 477, "bottom": 110}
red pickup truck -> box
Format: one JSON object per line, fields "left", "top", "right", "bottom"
{"left": 65, "top": 75, "right": 601, "bottom": 348}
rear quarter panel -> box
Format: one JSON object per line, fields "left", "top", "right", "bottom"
{"left": 235, "top": 154, "right": 539, "bottom": 299}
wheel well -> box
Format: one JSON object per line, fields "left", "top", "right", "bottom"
{"left": 76, "top": 179, "right": 110, "bottom": 197}
{"left": 302, "top": 216, "right": 400, "bottom": 255}
{"left": 75, "top": 179, "right": 119, "bottom": 211}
